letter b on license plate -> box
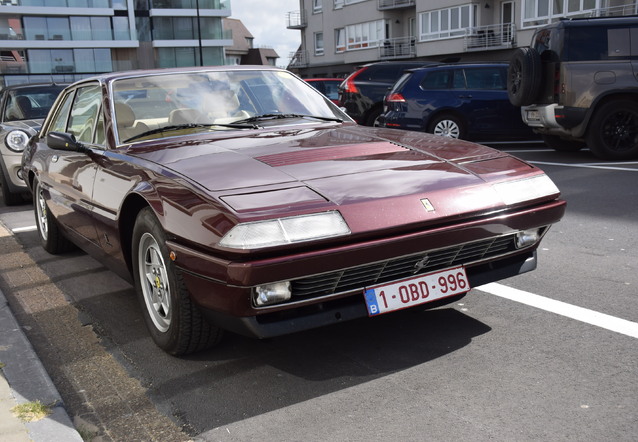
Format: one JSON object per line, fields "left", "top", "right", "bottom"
{"left": 364, "top": 266, "right": 469, "bottom": 316}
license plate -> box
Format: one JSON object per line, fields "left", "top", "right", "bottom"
{"left": 526, "top": 110, "right": 540, "bottom": 121}
{"left": 364, "top": 266, "right": 469, "bottom": 316}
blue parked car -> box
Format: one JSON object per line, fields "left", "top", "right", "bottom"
{"left": 381, "top": 63, "right": 537, "bottom": 141}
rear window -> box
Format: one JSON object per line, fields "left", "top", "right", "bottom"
{"left": 420, "top": 70, "right": 452, "bottom": 89}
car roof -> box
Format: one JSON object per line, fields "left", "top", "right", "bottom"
{"left": 406, "top": 62, "right": 508, "bottom": 72}
{"left": 71, "top": 65, "right": 285, "bottom": 86}
{"left": 0, "top": 82, "right": 67, "bottom": 92}
{"left": 546, "top": 15, "right": 638, "bottom": 29}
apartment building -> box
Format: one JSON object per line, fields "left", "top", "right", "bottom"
{"left": 287, "top": 0, "right": 638, "bottom": 78}
{"left": 0, "top": 0, "right": 233, "bottom": 87}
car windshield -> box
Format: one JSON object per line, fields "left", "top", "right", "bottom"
{"left": 4, "top": 86, "right": 65, "bottom": 122}
{"left": 112, "top": 70, "right": 351, "bottom": 143}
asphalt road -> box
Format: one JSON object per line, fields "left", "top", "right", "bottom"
{"left": 0, "top": 144, "right": 636, "bottom": 441}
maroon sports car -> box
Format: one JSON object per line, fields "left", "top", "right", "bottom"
{"left": 21, "top": 66, "right": 565, "bottom": 355}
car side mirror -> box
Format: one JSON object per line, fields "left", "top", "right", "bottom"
{"left": 46, "top": 132, "right": 89, "bottom": 153}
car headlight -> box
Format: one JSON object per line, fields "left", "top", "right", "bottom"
{"left": 5, "top": 129, "right": 30, "bottom": 152}
{"left": 493, "top": 174, "right": 560, "bottom": 205}
{"left": 219, "top": 211, "right": 351, "bottom": 250}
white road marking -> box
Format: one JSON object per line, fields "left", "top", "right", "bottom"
{"left": 12, "top": 225, "right": 37, "bottom": 233}
{"left": 477, "top": 282, "right": 638, "bottom": 339}
{"left": 527, "top": 160, "right": 638, "bottom": 172}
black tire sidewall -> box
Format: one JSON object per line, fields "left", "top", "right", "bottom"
{"left": 587, "top": 100, "right": 638, "bottom": 160}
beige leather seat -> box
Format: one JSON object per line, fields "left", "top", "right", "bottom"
{"left": 115, "top": 102, "right": 149, "bottom": 143}
{"left": 168, "top": 108, "right": 204, "bottom": 125}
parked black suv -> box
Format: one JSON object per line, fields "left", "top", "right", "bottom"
{"left": 508, "top": 16, "right": 638, "bottom": 160}
{"left": 339, "top": 61, "right": 437, "bottom": 126}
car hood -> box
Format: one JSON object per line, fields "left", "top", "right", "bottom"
{"left": 1, "top": 119, "right": 43, "bottom": 132}
{"left": 131, "top": 125, "right": 547, "bottom": 225}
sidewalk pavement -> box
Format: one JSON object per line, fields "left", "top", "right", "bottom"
{"left": 0, "top": 287, "right": 83, "bottom": 442}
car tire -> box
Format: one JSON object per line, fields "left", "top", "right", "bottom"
{"left": 542, "top": 134, "right": 586, "bottom": 152}
{"left": 366, "top": 107, "right": 383, "bottom": 127}
{"left": 0, "top": 167, "right": 24, "bottom": 206}
{"left": 586, "top": 100, "right": 638, "bottom": 160}
{"left": 33, "top": 179, "right": 75, "bottom": 254}
{"left": 427, "top": 114, "right": 466, "bottom": 139}
{"left": 508, "top": 47, "right": 542, "bottom": 107}
{"left": 132, "top": 207, "right": 223, "bottom": 355}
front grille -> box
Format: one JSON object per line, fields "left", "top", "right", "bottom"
{"left": 291, "top": 234, "right": 518, "bottom": 299}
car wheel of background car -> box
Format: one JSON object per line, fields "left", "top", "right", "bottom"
{"left": 428, "top": 114, "right": 466, "bottom": 139}
{"left": 366, "top": 107, "right": 383, "bottom": 127}
{"left": 0, "top": 168, "right": 24, "bottom": 206}
{"left": 132, "top": 207, "right": 223, "bottom": 355}
{"left": 586, "top": 100, "right": 638, "bottom": 160}
{"left": 33, "top": 179, "right": 75, "bottom": 254}
{"left": 508, "top": 47, "right": 542, "bottom": 107}
{"left": 542, "top": 134, "right": 586, "bottom": 152}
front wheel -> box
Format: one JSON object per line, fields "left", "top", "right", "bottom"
{"left": 428, "top": 114, "right": 466, "bottom": 139}
{"left": 33, "top": 179, "right": 74, "bottom": 254}
{"left": 586, "top": 100, "right": 638, "bottom": 160}
{"left": 0, "top": 168, "right": 25, "bottom": 206}
{"left": 132, "top": 207, "right": 223, "bottom": 355}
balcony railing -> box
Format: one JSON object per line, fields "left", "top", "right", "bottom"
{"left": 377, "top": 0, "right": 415, "bottom": 10}
{"left": 590, "top": 2, "right": 638, "bottom": 16}
{"left": 288, "top": 50, "right": 308, "bottom": 68}
{"left": 286, "top": 10, "right": 307, "bottom": 29}
{"left": 379, "top": 36, "right": 416, "bottom": 59}
{"left": 464, "top": 23, "right": 516, "bottom": 52}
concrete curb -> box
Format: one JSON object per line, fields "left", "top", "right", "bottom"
{"left": 0, "top": 288, "right": 83, "bottom": 442}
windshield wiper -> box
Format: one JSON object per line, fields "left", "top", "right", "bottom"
{"left": 233, "top": 113, "right": 343, "bottom": 124}
{"left": 123, "top": 122, "right": 260, "bottom": 143}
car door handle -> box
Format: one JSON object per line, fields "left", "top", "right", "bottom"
{"left": 458, "top": 95, "right": 473, "bottom": 99}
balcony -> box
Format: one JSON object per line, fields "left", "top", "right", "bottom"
{"left": 377, "top": 0, "right": 415, "bottom": 10}
{"left": 379, "top": 36, "right": 415, "bottom": 59}
{"left": 464, "top": 23, "right": 516, "bottom": 52}
{"left": 286, "top": 10, "right": 307, "bottom": 29}
{"left": 590, "top": 2, "right": 638, "bottom": 16}
{"left": 288, "top": 50, "right": 308, "bottom": 68}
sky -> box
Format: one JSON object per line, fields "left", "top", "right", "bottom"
{"left": 228, "top": 0, "right": 302, "bottom": 68}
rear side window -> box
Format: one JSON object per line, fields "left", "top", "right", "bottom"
{"left": 464, "top": 67, "right": 506, "bottom": 90}
{"left": 421, "top": 70, "right": 452, "bottom": 89}
{"left": 564, "top": 26, "right": 631, "bottom": 61}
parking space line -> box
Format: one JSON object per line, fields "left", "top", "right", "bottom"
{"left": 528, "top": 160, "right": 638, "bottom": 172}
{"left": 477, "top": 282, "right": 638, "bottom": 339}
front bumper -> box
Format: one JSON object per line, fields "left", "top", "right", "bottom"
{"left": 0, "top": 151, "right": 28, "bottom": 193}
{"left": 166, "top": 199, "right": 565, "bottom": 338}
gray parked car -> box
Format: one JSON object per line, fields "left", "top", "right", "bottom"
{"left": 0, "top": 83, "right": 65, "bottom": 205}
{"left": 508, "top": 16, "right": 638, "bottom": 160}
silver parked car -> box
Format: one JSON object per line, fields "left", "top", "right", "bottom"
{"left": 0, "top": 83, "right": 65, "bottom": 205}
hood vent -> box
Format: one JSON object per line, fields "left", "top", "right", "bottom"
{"left": 256, "top": 143, "right": 408, "bottom": 167}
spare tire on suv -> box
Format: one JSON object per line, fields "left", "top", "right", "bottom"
{"left": 507, "top": 47, "right": 542, "bottom": 107}
{"left": 508, "top": 16, "right": 638, "bottom": 160}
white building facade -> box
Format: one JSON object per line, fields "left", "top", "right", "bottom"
{"left": 287, "top": 0, "right": 638, "bottom": 77}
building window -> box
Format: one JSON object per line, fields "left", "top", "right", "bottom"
{"left": 313, "top": 0, "right": 322, "bottom": 13}
{"left": 522, "top": 0, "right": 599, "bottom": 28}
{"left": 346, "top": 19, "right": 386, "bottom": 50}
{"left": 419, "top": 5, "right": 476, "bottom": 41}
{"left": 314, "top": 32, "right": 324, "bottom": 55}
{"left": 334, "top": 0, "right": 344, "bottom": 8}
{"left": 335, "top": 28, "right": 345, "bottom": 52}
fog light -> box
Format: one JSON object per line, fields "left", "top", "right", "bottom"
{"left": 254, "top": 281, "right": 291, "bottom": 306}
{"left": 516, "top": 229, "right": 541, "bottom": 249}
